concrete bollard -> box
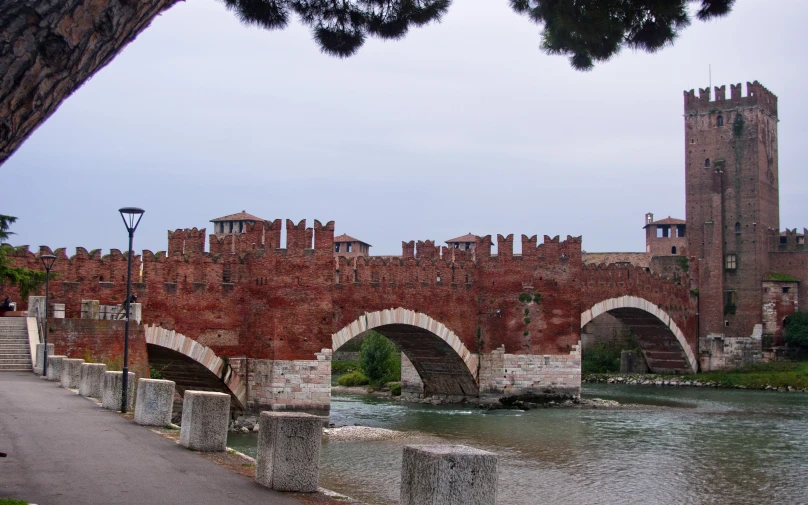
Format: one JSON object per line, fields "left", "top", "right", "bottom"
{"left": 60, "top": 358, "right": 85, "bottom": 389}
{"left": 102, "top": 371, "right": 136, "bottom": 411}
{"left": 255, "top": 412, "right": 322, "bottom": 492}
{"left": 400, "top": 445, "right": 498, "bottom": 505}
{"left": 179, "top": 391, "right": 231, "bottom": 451}
{"left": 79, "top": 363, "right": 107, "bottom": 398}
{"left": 133, "top": 379, "right": 175, "bottom": 426}
{"left": 46, "top": 355, "right": 67, "bottom": 381}
{"left": 34, "top": 343, "right": 54, "bottom": 375}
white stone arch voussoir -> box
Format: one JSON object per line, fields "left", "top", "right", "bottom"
{"left": 580, "top": 295, "right": 697, "bottom": 373}
{"left": 332, "top": 308, "right": 479, "bottom": 379}
{"left": 145, "top": 324, "right": 247, "bottom": 409}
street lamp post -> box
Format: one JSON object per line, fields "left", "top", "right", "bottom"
{"left": 39, "top": 254, "right": 57, "bottom": 377}
{"left": 119, "top": 207, "right": 144, "bottom": 413}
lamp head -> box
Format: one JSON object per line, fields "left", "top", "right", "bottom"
{"left": 40, "top": 254, "right": 57, "bottom": 270}
{"left": 119, "top": 207, "right": 145, "bottom": 233}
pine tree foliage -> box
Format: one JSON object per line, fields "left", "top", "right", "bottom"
{"left": 510, "top": 0, "right": 735, "bottom": 70}
{"left": 219, "top": 0, "right": 733, "bottom": 65}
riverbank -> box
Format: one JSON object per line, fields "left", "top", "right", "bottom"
{"left": 583, "top": 360, "right": 808, "bottom": 392}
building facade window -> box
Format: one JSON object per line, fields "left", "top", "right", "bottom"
{"left": 724, "top": 290, "right": 737, "bottom": 314}
{"left": 705, "top": 158, "right": 710, "bottom": 168}
{"left": 671, "top": 246, "right": 677, "bottom": 254}
{"left": 725, "top": 253, "right": 737, "bottom": 270}
{"left": 717, "top": 115, "right": 724, "bottom": 127}
{"left": 335, "top": 244, "right": 341, "bottom": 252}
{"left": 735, "top": 222, "right": 741, "bottom": 234}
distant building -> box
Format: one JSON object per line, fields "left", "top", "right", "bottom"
{"left": 446, "top": 233, "right": 479, "bottom": 252}
{"left": 644, "top": 213, "right": 686, "bottom": 256}
{"left": 334, "top": 234, "right": 371, "bottom": 258}
{"left": 210, "top": 210, "right": 264, "bottom": 237}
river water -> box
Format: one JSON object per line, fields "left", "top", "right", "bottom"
{"left": 228, "top": 385, "right": 808, "bottom": 505}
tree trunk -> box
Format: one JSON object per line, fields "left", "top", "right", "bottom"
{"left": 0, "top": 0, "right": 180, "bottom": 166}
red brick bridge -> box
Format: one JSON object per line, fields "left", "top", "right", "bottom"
{"left": 7, "top": 218, "right": 697, "bottom": 412}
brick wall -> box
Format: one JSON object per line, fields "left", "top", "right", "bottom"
{"left": 47, "top": 318, "right": 149, "bottom": 379}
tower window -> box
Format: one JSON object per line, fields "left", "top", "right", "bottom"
{"left": 782, "top": 287, "right": 790, "bottom": 294}
{"left": 717, "top": 115, "right": 724, "bottom": 127}
{"left": 735, "top": 222, "right": 741, "bottom": 234}
{"left": 346, "top": 243, "right": 353, "bottom": 253}
{"left": 671, "top": 246, "right": 677, "bottom": 254}
{"left": 335, "top": 243, "right": 341, "bottom": 253}
{"left": 705, "top": 158, "right": 710, "bottom": 168}
{"left": 798, "top": 236, "right": 806, "bottom": 245}
{"left": 780, "top": 236, "right": 788, "bottom": 245}
{"left": 725, "top": 254, "right": 737, "bottom": 270}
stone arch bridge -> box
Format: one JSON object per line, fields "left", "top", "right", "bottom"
{"left": 10, "top": 221, "right": 697, "bottom": 413}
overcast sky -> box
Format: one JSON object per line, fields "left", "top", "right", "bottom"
{"left": 3, "top": 0, "right": 806, "bottom": 256}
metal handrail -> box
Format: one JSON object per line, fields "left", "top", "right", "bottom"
{"left": 33, "top": 303, "right": 45, "bottom": 344}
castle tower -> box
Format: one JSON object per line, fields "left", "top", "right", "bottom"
{"left": 684, "top": 81, "right": 779, "bottom": 342}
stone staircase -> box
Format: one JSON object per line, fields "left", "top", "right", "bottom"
{"left": 0, "top": 318, "right": 32, "bottom": 372}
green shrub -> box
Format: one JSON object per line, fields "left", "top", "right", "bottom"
{"left": 150, "top": 366, "right": 166, "bottom": 380}
{"left": 332, "top": 360, "right": 359, "bottom": 374}
{"left": 785, "top": 312, "right": 808, "bottom": 349}
{"left": 524, "top": 317, "right": 531, "bottom": 325}
{"left": 518, "top": 293, "right": 532, "bottom": 303}
{"left": 359, "top": 331, "right": 399, "bottom": 387}
{"left": 390, "top": 383, "right": 402, "bottom": 396}
{"left": 533, "top": 292, "right": 542, "bottom": 304}
{"left": 337, "top": 371, "right": 369, "bottom": 387}
{"left": 582, "top": 342, "right": 622, "bottom": 374}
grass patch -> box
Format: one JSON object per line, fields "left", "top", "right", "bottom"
{"left": 681, "top": 361, "right": 808, "bottom": 389}
{"left": 0, "top": 499, "right": 28, "bottom": 505}
{"left": 337, "top": 371, "right": 369, "bottom": 387}
{"left": 390, "top": 383, "right": 402, "bottom": 396}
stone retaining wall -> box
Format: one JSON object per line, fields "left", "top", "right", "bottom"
{"left": 478, "top": 344, "right": 581, "bottom": 399}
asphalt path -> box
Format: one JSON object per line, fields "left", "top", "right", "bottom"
{"left": 0, "top": 372, "right": 303, "bottom": 505}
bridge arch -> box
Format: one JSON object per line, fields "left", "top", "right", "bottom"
{"left": 581, "top": 296, "right": 697, "bottom": 374}
{"left": 145, "top": 325, "right": 247, "bottom": 410}
{"left": 333, "top": 308, "right": 479, "bottom": 397}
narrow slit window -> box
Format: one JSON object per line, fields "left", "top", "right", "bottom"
{"left": 671, "top": 246, "right": 677, "bottom": 254}
{"left": 735, "top": 222, "right": 741, "bottom": 234}
{"left": 717, "top": 115, "right": 724, "bottom": 127}
{"left": 705, "top": 158, "right": 711, "bottom": 168}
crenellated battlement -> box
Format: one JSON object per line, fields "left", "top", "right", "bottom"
{"left": 684, "top": 81, "right": 778, "bottom": 116}
{"left": 168, "top": 227, "right": 206, "bottom": 256}
{"left": 769, "top": 228, "right": 808, "bottom": 252}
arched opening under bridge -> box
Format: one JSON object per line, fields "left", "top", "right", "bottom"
{"left": 581, "top": 296, "right": 697, "bottom": 374}
{"left": 332, "top": 308, "right": 478, "bottom": 398}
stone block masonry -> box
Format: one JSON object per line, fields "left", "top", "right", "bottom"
{"left": 478, "top": 344, "right": 582, "bottom": 399}
{"left": 46, "top": 355, "right": 66, "bottom": 381}
{"left": 102, "top": 371, "right": 135, "bottom": 411}
{"left": 179, "top": 391, "right": 230, "bottom": 452}
{"left": 79, "top": 363, "right": 106, "bottom": 398}
{"left": 60, "top": 358, "right": 84, "bottom": 389}
{"left": 400, "top": 445, "right": 498, "bottom": 505}
{"left": 134, "top": 379, "right": 175, "bottom": 426}
{"left": 256, "top": 412, "right": 322, "bottom": 492}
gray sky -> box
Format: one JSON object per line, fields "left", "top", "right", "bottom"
{"left": 3, "top": 0, "right": 806, "bottom": 256}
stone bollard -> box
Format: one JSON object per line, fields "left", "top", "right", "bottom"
{"left": 179, "top": 391, "right": 231, "bottom": 451}
{"left": 79, "top": 363, "right": 107, "bottom": 399}
{"left": 102, "top": 371, "right": 136, "bottom": 411}
{"left": 133, "top": 379, "right": 175, "bottom": 426}
{"left": 60, "top": 358, "right": 85, "bottom": 389}
{"left": 400, "top": 445, "right": 498, "bottom": 505}
{"left": 255, "top": 412, "right": 322, "bottom": 492}
{"left": 46, "top": 355, "right": 67, "bottom": 381}
{"left": 34, "top": 343, "right": 54, "bottom": 375}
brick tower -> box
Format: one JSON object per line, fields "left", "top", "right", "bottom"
{"left": 684, "top": 81, "right": 779, "bottom": 345}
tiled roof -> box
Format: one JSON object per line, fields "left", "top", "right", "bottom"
{"left": 644, "top": 217, "right": 685, "bottom": 228}
{"left": 334, "top": 234, "right": 371, "bottom": 246}
{"left": 211, "top": 211, "right": 264, "bottom": 222}
{"left": 446, "top": 233, "right": 479, "bottom": 243}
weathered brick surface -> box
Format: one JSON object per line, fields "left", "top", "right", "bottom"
{"left": 46, "top": 319, "right": 148, "bottom": 380}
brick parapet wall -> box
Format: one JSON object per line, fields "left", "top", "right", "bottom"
{"left": 47, "top": 319, "right": 149, "bottom": 379}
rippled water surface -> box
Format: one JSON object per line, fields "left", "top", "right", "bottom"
{"left": 229, "top": 385, "right": 808, "bottom": 505}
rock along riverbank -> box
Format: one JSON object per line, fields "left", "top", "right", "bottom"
{"left": 583, "top": 373, "right": 808, "bottom": 393}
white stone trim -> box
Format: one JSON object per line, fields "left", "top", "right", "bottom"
{"left": 145, "top": 324, "right": 247, "bottom": 409}
{"left": 332, "top": 308, "right": 479, "bottom": 379}
{"left": 580, "top": 295, "right": 697, "bottom": 373}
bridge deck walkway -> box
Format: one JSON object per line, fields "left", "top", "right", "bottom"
{"left": 0, "top": 372, "right": 303, "bottom": 505}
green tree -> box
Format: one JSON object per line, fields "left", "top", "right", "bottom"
{"left": 784, "top": 312, "right": 808, "bottom": 350}
{"left": 1, "top": 0, "right": 734, "bottom": 165}
{"left": 359, "top": 330, "right": 398, "bottom": 386}
{"left": 0, "top": 215, "right": 47, "bottom": 299}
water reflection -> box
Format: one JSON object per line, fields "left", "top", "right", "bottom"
{"left": 228, "top": 385, "right": 808, "bottom": 505}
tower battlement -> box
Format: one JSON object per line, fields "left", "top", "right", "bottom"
{"left": 684, "top": 81, "right": 777, "bottom": 116}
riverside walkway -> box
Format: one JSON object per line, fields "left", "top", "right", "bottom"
{"left": 0, "top": 372, "right": 303, "bottom": 505}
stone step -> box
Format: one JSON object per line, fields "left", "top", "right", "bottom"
{"left": 0, "top": 351, "right": 31, "bottom": 357}
{"left": 0, "top": 360, "right": 33, "bottom": 367}
{"left": 0, "top": 368, "right": 33, "bottom": 372}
